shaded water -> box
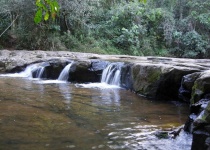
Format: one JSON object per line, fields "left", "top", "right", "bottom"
{"left": 0, "top": 77, "right": 191, "bottom": 150}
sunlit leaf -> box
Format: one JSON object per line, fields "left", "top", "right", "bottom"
{"left": 34, "top": 0, "right": 60, "bottom": 24}
{"left": 139, "top": 0, "right": 147, "bottom": 3}
{"left": 34, "top": 9, "right": 42, "bottom": 24}
{"left": 44, "top": 12, "right": 50, "bottom": 21}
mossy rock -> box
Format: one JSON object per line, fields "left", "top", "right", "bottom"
{"left": 155, "top": 131, "right": 169, "bottom": 139}
{"left": 191, "top": 71, "right": 210, "bottom": 104}
{"left": 131, "top": 64, "right": 162, "bottom": 98}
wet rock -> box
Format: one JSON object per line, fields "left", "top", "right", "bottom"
{"left": 69, "top": 60, "right": 103, "bottom": 83}
{"left": 155, "top": 131, "right": 170, "bottom": 139}
{"left": 0, "top": 61, "right": 5, "bottom": 73}
{"left": 120, "top": 63, "right": 133, "bottom": 90}
{"left": 180, "top": 71, "right": 210, "bottom": 150}
{"left": 191, "top": 71, "right": 210, "bottom": 104}
{"left": 193, "top": 101, "right": 210, "bottom": 128}
{"left": 192, "top": 130, "right": 210, "bottom": 150}
{"left": 179, "top": 72, "right": 201, "bottom": 102}
{"left": 169, "top": 125, "right": 184, "bottom": 139}
{"left": 131, "top": 63, "right": 199, "bottom": 100}
{"left": 90, "top": 60, "right": 108, "bottom": 72}
{"left": 190, "top": 99, "right": 209, "bottom": 114}
{"left": 44, "top": 60, "right": 69, "bottom": 79}
{"left": 157, "top": 67, "right": 198, "bottom": 100}
{"left": 155, "top": 125, "right": 184, "bottom": 139}
{"left": 131, "top": 64, "right": 163, "bottom": 98}
{"left": 183, "top": 73, "right": 201, "bottom": 91}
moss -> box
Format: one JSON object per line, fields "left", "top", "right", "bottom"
{"left": 191, "top": 81, "right": 204, "bottom": 104}
{"left": 131, "top": 65, "right": 140, "bottom": 79}
{"left": 191, "top": 82, "right": 198, "bottom": 104}
{"left": 147, "top": 68, "right": 161, "bottom": 83}
{"left": 155, "top": 131, "right": 169, "bottom": 139}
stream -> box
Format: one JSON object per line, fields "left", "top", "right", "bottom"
{"left": 0, "top": 76, "right": 192, "bottom": 150}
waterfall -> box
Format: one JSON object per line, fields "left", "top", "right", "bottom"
{"left": 34, "top": 66, "right": 45, "bottom": 78}
{"left": 18, "top": 63, "right": 46, "bottom": 78}
{"left": 58, "top": 63, "right": 72, "bottom": 81}
{"left": 101, "top": 63, "right": 122, "bottom": 86}
{"left": 19, "top": 64, "right": 39, "bottom": 78}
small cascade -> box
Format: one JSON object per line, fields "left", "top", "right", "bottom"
{"left": 19, "top": 63, "right": 46, "bottom": 78}
{"left": 178, "top": 76, "right": 192, "bottom": 102}
{"left": 101, "top": 63, "right": 122, "bottom": 86}
{"left": 34, "top": 66, "right": 45, "bottom": 78}
{"left": 19, "top": 64, "right": 40, "bottom": 78}
{"left": 58, "top": 63, "right": 72, "bottom": 81}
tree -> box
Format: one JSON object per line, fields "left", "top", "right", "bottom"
{"left": 0, "top": 0, "right": 209, "bottom": 58}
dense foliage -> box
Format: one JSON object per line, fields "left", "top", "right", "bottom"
{"left": 0, "top": 0, "right": 209, "bottom": 58}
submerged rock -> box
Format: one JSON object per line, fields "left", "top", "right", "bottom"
{"left": 155, "top": 131, "right": 170, "bottom": 139}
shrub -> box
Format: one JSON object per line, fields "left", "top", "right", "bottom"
{"left": 171, "top": 30, "right": 207, "bottom": 58}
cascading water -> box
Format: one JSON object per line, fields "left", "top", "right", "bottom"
{"left": 58, "top": 63, "right": 72, "bottom": 81}
{"left": 101, "top": 63, "right": 122, "bottom": 86}
{"left": 1, "top": 63, "right": 48, "bottom": 79}
{"left": 76, "top": 62, "right": 123, "bottom": 89}
{"left": 19, "top": 63, "right": 47, "bottom": 78}
{"left": 2, "top": 62, "right": 73, "bottom": 83}
{"left": 34, "top": 66, "right": 45, "bottom": 78}
{"left": 18, "top": 64, "right": 38, "bottom": 78}
{"left": 19, "top": 63, "right": 44, "bottom": 78}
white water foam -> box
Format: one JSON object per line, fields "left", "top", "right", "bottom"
{"left": 76, "top": 83, "right": 121, "bottom": 89}
{"left": 0, "top": 73, "right": 28, "bottom": 78}
{"left": 35, "top": 80, "right": 67, "bottom": 84}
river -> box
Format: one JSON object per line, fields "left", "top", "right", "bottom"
{"left": 0, "top": 76, "right": 192, "bottom": 150}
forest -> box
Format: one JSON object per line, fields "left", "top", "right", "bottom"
{"left": 0, "top": 0, "right": 209, "bottom": 58}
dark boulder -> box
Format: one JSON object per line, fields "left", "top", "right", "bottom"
{"left": 120, "top": 63, "right": 133, "bottom": 90}
{"left": 43, "top": 60, "right": 70, "bottom": 79}
{"left": 69, "top": 60, "right": 107, "bottom": 83}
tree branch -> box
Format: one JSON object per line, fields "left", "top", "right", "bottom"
{"left": 0, "top": 14, "right": 19, "bottom": 38}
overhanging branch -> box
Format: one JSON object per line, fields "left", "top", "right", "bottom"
{"left": 0, "top": 14, "right": 19, "bottom": 38}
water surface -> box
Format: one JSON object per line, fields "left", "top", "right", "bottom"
{"left": 0, "top": 77, "right": 191, "bottom": 150}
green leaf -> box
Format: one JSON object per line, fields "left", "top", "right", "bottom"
{"left": 44, "top": 12, "right": 50, "bottom": 21}
{"left": 53, "top": 1, "right": 59, "bottom": 12}
{"left": 139, "top": 0, "right": 147, "bottom": 3}
{"left": 34, "top": 0, "right": 60, "bottom": 24}
{"left": 34, "top": 9, "right": 42, "bottom": 24}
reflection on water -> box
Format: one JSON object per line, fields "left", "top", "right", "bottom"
{"left": 0, "top": 77, "right": 192, "bottom": 150}
{"left": 58, "top": 83, "right": 72, "bottom": 102}
{"left": 91, "top": 89, "right": 121, "bottom": 106}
